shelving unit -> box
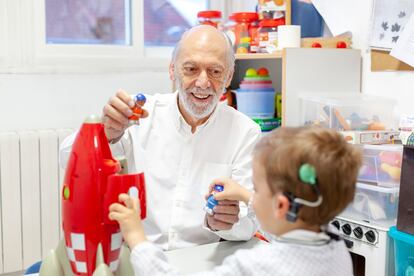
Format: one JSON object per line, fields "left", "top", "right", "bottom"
{"left": 232, "top": 48, "right": 362, "bottom": 127}
{"left": 235, "top": 52, "right": 283, "bottom": 60}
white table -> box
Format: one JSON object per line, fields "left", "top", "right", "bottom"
{"left": 26, "top": 238, "right": 262, "bottom": 275}
{"left": 165, "top": 238, "right": 261, "bottom": 273}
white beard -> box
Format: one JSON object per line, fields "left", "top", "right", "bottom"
{"left": 176, "top": 78, "right": 223, "bottom": 120}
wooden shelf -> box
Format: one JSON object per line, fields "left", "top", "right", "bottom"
{"left": 235, "top": 52, "right": 283, "bottom": 60}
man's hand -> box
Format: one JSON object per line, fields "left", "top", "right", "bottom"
{"left": 109, "top": 193, "right": 147, "bottom": 249}
{"left": 102, "top": 89, "right": 148, "bottom": 142}
{"left": 206, "top": 200, "right": 240, "bottom": 231}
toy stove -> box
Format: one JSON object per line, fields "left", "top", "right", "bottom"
{"left": 332, "top": 216, "right": 395, "bottom": 276}
{"left": 331, "top": 144, "right": 402, "bottom": 275}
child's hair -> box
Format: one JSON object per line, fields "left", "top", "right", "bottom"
{"left": 254, "top": 126, "right": 362, "bottom": 226}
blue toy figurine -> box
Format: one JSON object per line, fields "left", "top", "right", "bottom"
{"left": 204, "top": 184, "right": 224, "bottom": 215}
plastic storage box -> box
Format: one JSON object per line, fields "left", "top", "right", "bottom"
{"left": 340, "top": 182, "right": 399, "bottom": 228}
{"left": 300, "top": 94, "right": 397, "bottom": 131}
{"left": 389, "top": 226, "right": 414, "bottom": 276}
{"left": 236, "top": 88, "right": 275, "bottom": 118}
{"left": 358, "top": 144, "right": 403, "bottom": 188}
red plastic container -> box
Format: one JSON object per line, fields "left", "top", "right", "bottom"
{"left": 197, "top": 10, "right": 222, "bottom": 28}
{"left": 231, "top": 12, "right": 259, "bottom": 51}
{"left": 258, "top": 18, "right": 285, "bottom": 53}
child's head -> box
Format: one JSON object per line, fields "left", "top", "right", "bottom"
{"left": 251, "top": 126, "right": 362, "bottom": 234}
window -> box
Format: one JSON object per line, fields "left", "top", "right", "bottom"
{"left": 0, "top": 0, "right": 231, "bottom": 73}
{"left": 144, "top": 0, "right": 208, "bottom": 47}
{"left": 45, "top": 0, "right": 132, "bottom": 45}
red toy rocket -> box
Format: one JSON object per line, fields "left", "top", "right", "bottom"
{"left": 61, "top": 115, "right": 146, "bottom": 275}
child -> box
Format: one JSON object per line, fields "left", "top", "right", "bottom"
{"left": 109, "top": 126, "right": 361, "bottom": 275}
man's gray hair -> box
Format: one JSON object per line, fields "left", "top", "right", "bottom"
{"left": 171, "top": 30, "right": 235, "bottom": 72}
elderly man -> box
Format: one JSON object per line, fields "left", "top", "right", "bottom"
{"left": 60, "top": 25, "right": 261, "bottom": 250}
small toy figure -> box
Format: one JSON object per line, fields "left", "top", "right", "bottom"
{"left": 128, "top": 94, "right": 146, "bottom": 125}
{"left": 204, "top": 184, "right": 224, "bottom": 215}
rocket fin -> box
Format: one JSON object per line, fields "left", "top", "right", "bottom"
{"left": 114, "top": 244, "right": 134, "bottom": 276}
{"left": 56, "top": 238, "right": 75, "bottom": 276}
{"left": 92, "top": 243, "right": 114, "bottom": 276}
{"left": 92, "top": 263, "right": 113, "bottom": 276}
{"left": 95, "top": 243, "right": 105, "bottom": 268}
{"left": 39, "top": 249, "right": 65, "bottom": 276}
{"left": 40, "top": 239, "right": 73, "bottom": 276}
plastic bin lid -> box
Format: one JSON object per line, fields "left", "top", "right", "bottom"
{"left": 299, "top": 93, "right": 397, "bottom": 106}
{"left": 356, "top": 182, "right": 400, "bottom": 193}
{"left": 389, "top": 226, "right": 414, "bottom": 245}
{"left": 197, "top": 10, "right": 222, "bottom": 19}
{"left": 232, "top": 12, "right": 259, "bottom": 23}
{"left": 259, "top": 18, "right": 285, "bottom": 27}
{"left": 361, "top": 144, "right": 403, "bottom": 151}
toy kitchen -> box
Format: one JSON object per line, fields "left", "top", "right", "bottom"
{"left": 325, "top": 112, "right": 414, "bottom": 276}
{"left": 296, "top": 93, "right": 414, "bottom": 276}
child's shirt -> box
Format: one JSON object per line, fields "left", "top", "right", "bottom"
{"left": 129, "top": 229, "right": 353, "bottom": 276}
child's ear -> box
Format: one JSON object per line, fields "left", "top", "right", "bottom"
{"left": 272, "top": 193, "right": 290, "bottom": 220}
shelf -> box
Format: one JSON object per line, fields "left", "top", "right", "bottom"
{"left": 235, "top": 52, "right": 283, "bottom": 60}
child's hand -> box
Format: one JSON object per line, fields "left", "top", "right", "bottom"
{"left": 206, "top": 178, "right": 252, "bottom": 205}
{"left": 109, "top": 193, "right": 146, "bottom": 249}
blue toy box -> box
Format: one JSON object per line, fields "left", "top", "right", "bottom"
{"left": 389, "top": 226, "right": 414, "bottom": 276}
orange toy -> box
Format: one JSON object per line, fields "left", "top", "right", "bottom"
{"left": 128, "top": 93, "right": 146, "bottom": 125}
{"left": 333, "top": 108, "right": 351, "bottom": 131}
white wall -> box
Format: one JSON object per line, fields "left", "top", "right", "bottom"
{"left": 347, "top": 0, "right": 414, "bottom": 117}
{"left": 0, "top": 72, "right": 170, "bottom": 131}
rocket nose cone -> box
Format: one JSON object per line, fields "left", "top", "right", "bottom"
{"left": 84, "top": 114, "right": 102, "bottom": 124}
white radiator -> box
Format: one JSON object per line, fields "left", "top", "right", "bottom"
{"left": 0, "top": 129, "right": 73, "bottom": 274}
